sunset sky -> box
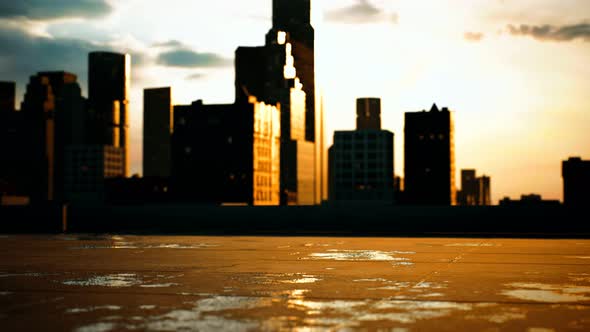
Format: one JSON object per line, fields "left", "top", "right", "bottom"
{"left": 1, "top": 0, "right": 589, "bottom": 202}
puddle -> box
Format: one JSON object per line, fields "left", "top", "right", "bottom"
{"left": 63, "top": 274, "right": 141, "bottom": 287}
{"left": 308, "top": 250, "right": 414, "bottom": 262}
{"left": 140, "top": 283, "right": 179, "bottom": 288}
{"left": 467, "top": 309, "right": 526, "bottom": 323}
{"left": 281, "top": 276, "right": 321, "bottom": 284}
{"left": 0, "top": 272, "right": 48, "bottom": 278}
{"left": 73, "top": 322, "right": 115, "bottom": 332}
{"left": 66, "top": 305, "right": 121, "bottom": 314}
{"left": 502, "top": 283, "right": 590, "bottom": 303}
{"left": 71, "top": 243, "right": 219, "bottom": 250}
{"left": 140, "top": 305, "right": 156, "bottom": 310}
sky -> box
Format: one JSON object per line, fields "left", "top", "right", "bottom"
{"left": 1, "top": 0, "right": 589, "bottom": 203}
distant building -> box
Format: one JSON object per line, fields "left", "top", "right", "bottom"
{"left": 172, "top": 97, "right": 280, "bottom": 206}
{"left": 562, "top": 157, "right": 590, "bottom": 207}
{"left": 499, "top": 194, "right": 560, "bottom": 207}
{"left": 329, "top": 98, "right": 394, "bottom": 202}
{"left": 356, "top": 98, "right": 381, "bottom": 130}
{"left": 457, "top": 169, "right": 491, "bottom": 206}
{"left": 143, "top": 87, "right": 173, "bottom": 178}
{"left": 88, "top": 51, "right": 130, "bottom": 176}
{"left": 404, "top": 104, "right": 456, "bottom": 205}
{"left": 0, "top": 84, "right": 28, "bottom": 200}
{"left": 64, "top": 145, "right": 124, "bottom": 203}
{"left": 0, "top": 81, "right": 15, "bottom": 112}
{"left": 105, "top": 176, "right": 170, "bottom": 205}
{"left": 269, "top": 0, "right": 327, "bottom": 204}
{"left": 270, "top": 0, "right": 315, "bottom": 142}
{"left": 20, "top": 71, "right": 86, "bottom": 203}
{"left": 235, "top": 30, "right": 314, "bottom": 205}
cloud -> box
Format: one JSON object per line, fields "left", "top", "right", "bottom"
{"left": 464, "top": 31, "right": 484, "bottom": 42}
{"left": 152, "top": 40, "right": 184, "bottom": 48}
{"left": 507, "top": 23, "right": 590, "bottom": 42}
{"left": 0, "top": 26, "right": 146, "bottom": 98}
{"left": 156, "top": 43, "right": 232, "bottom": 68}
{"left": 0, "top": 0, "right": 112, "bottom": 20}
{"left": 325, "top": 0, "right": 398, "bottom": 25}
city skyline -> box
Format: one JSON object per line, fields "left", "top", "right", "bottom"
{"left": 1, "top": 0, "right": 589, "bottom": 202}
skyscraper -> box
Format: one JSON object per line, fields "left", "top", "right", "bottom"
{"left": 270, "top": 0, "right": 315, "bottom": 142}
{"left": 329, "top": 98, "right": 394, "bottom": 202}
{"left": 404, "top": 104, "right": 456, "bottom": 205}
{"left": 271, "top": 0, "right": 325, "bottom": 204}
{"left": 562, "top": 157, "right": 590, "bottom": 207}
{"left": 143, "top": 87, "right": 173, "bottom": 178}
{"left": 356, "top": 98, "right": 381, "bottom": 130}
{"left": 0, "top": 81, "right": 15, "bottom": 113}
{"left": 88, "top": 51, "right": 130, "bottom": 176}
{"left": 235, "top": 30, "right": 314, "bottom": 205}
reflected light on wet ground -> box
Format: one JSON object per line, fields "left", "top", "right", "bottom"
{"left": 0, "top": 235, "right": 589, "bottom": 331}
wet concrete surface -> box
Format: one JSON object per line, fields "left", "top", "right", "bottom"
{"left": 0, "top": 235, "right": 589, "bottom": 331}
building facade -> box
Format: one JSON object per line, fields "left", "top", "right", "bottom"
{"left": 143, "top": 87, "right": 173, "bottom": 178}
{"left": 64, "top": 145, "right": 124, "bottom": 203}
{"left": 19, "top": 72, "right": 86, "bottom": 203}
{"left": 356, "top": 98, "right": 381, "bottom": 130}
{"left": 457, "top": 169, "right": 491, "bottom": 206}
{"left": 88, "top": 51, "right": 130, "bottom": 176}
{"left": 562, "top": 157, "right": 590, "bottom": 207}
{"left": 404, "top": 104, "right": 456, "bottom": 205}
{"left": 329, "top": 98, "right": 394, "bottom": 202}
{"left": 172, "top": 97, "right": 280, "bottom": 206}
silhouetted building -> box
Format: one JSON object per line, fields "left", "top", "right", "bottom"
{"left": 88, "top": 51, "right": 130, "bottom": 176}
{"left": 64, "top": 145, "right": 124, "bottom": 203}
{"left": 143, "top": 87, "right": 172, "bottom": 178}
{"left": 0, "top": 84, "right": 28, "bottom": 200}
{"left": 329, "top": 102, "right": 394, "bottom": 202}
{"left": 404, "top": 104, "right": 456, "bottom": 205}
{"left": 270, "top": 0, "right": 315, "bottom": 142}
{"left": 19, "top": 71, "right": 86, "bottom": 203}
{"left": 563, "top": 157, "right": 590, "bottom": 207}
{"left": 457, "top": 169, "right": 491, "bottom": 206}
{"left": 0, "top": 81, "right": 15, "bottom": 113}
{"left": 499, "top": 194, "right": 560, "bottom": 207}
{"left": 235, "top": 30, "right": 314, "bottom": 205}
{"left": 105, "top": 176, "right": 170, "bottom": 205}
{"left": 172, "top": 97, "right": 280, "bottom": 206}
{"left": 356, "top": 98, "right": 381, "bottom": 130}
{"left": 269, "top": 0, "right": 327, "bottom": 204}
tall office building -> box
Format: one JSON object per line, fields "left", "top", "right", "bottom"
{"left": 356, "top": 98, "right": 381, "bottom": 130}
{"left": 143, "top": 87, "right": 173, "bottom": 178}
{"left": 172, "top": 97, "right": 281, "bottom": 206}
{"left": 0, "top": 81, "right": 27, "bottom": 201}
{"left": 457, "top": 169, "right": 491, "bottom": 206}
{"left": 88, "top": 51, "right": 130, "bottom": 176}
{"left": 269, "top": 0, "right": 315, "bottom": 142}
{"left": 404, "top": 104, "right": 456, "bottom": 205}
{"left": 0, "top": 81, "right": 15, "bottom": 112}
{"left": 562, "top": 157, "right": 590, "bottom": 207}
{"left": 20, "top": 72, "right": 86, "bottom": 202}
{"left": 329, "top": 99, "right": 394, "bottom": 202}
{"left": 269, "top": 0, "right": 325, "bottom": 204}
{"left": 235, "top": 30, "right": 314, "bottom": 205}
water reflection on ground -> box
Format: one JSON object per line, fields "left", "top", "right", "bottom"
{"left": 0, "top": 235, "right": 589, "bottom": 331}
